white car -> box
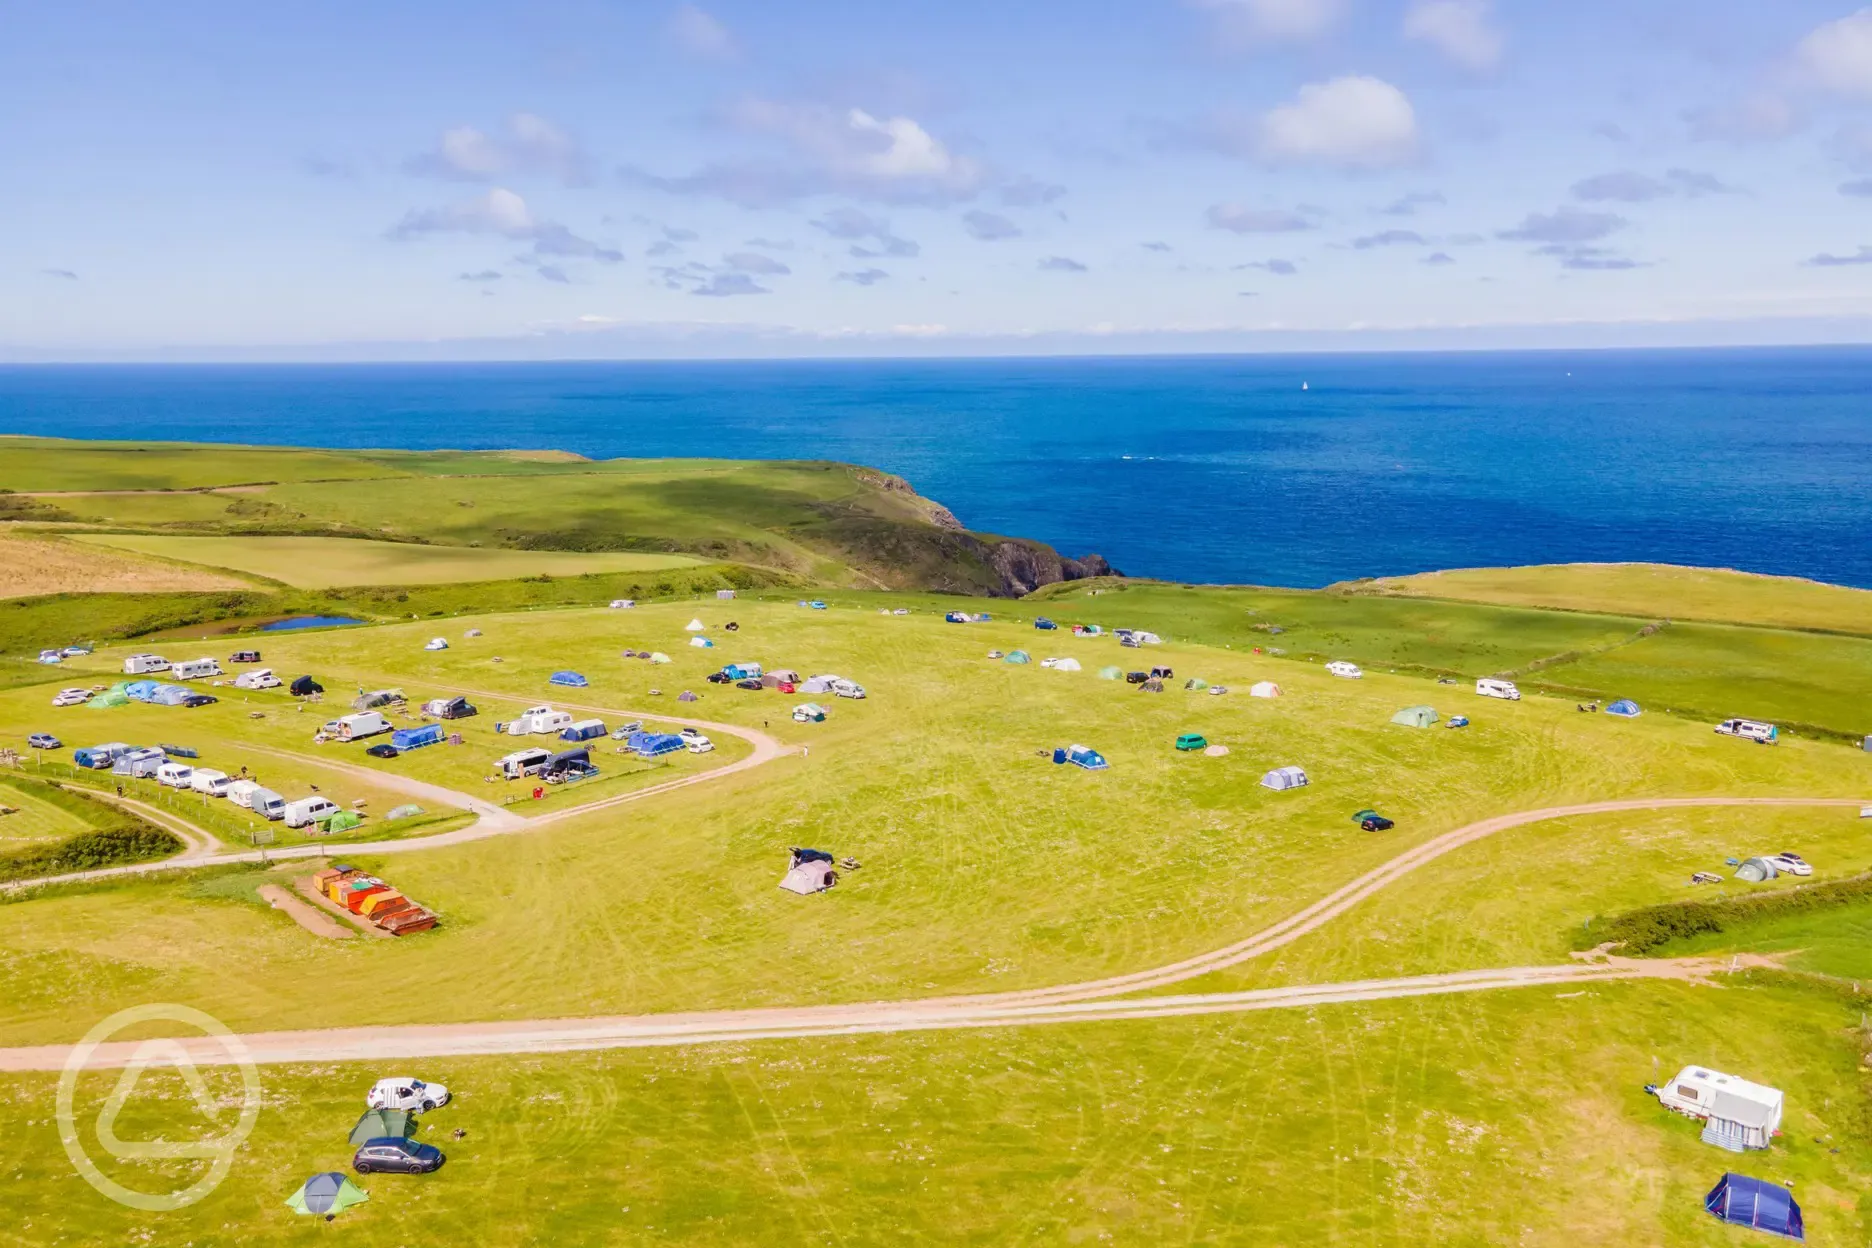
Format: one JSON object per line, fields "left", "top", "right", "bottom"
{"left": 51, "top": 688, "right": 92, "bottom": 707}
{"left": 686, "top": 737, "right": 715, "bottom": 754}
{"left": 37, "top": 649, "right": 63, "bottom": 664}
{"left": 1039, "top": 657, "right": 1059, "bottom": 669}
{"left": 1325, "top": 661, "right": 1363, "bottom": 679}
{"left": 366, "top": 1076, "right": 451, "bottom": 1112}
{"left": 1763, "top": 853, "right": 1812, "bottom": 877}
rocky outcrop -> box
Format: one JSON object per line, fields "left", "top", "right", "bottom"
{"left": 985, "top": 541, "right": 1121, "bottom": 597}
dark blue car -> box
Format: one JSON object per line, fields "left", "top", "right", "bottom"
{"left": 353, "top": 1136, "right": 444, "bottom": 1175}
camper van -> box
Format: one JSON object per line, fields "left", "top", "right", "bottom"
{"left": 233, "top": 668, "right": 281, "bottom": 690}
{"left": 1325, "top": 661, "right": 1363, "bottom": 679}
{"left": 188, "top": 768, "right": 233, "bottom": 798}
{"left": 229, "top": 650, "right": 262, "bottom": 664}
{"left": 1652, "top": 1066, "right": 1784, "bottom": 1150}
{"left": 496, "top": 747, "right": 553, "bottom": 779}
{"left": 1475, "top": 678, "right": 1522, "bottom": 701}
{"left": 507, "top": 706, "right": 573, "bottom": 736}
{"left": 156, "top": 762, "right": 195, "bottom": 789}
{"left": 123, "top": 654, "right": 170, "bottom": 675}
{"left": 422, "top": 696, "right": 476, "bottom": 720}
{"left": 283, "top": 795, "right": 340, "bottom": 828}
{"left": 323, "top": 711, "right": 392, "bottom": 742}
{"left": 832, "top": 679, "right": 867, "bottom": 700}
{"left": 229, "top": 782, "right": 286, "bottom": 820}
{"left": 172, "top": 657, "right": 224, "bottom": 681}
{"left": 111, "top": 747, "right": 166, "bottom": 778}
{"left": 1716, "top": 718, "right": 1779, "bottom": 745}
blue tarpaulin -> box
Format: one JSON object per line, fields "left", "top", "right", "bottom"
{"left": 1706, "top": 1174, "right": 1803, "bottom": 1240}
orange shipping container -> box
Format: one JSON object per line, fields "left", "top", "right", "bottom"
{"left": 344, "top": 885, "right": 391, "bottom": 914}
{"left": 359, "top": 890, "right": 405, "bottom": 917}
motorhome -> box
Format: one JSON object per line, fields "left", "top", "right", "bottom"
{"left": 156, "top": 762, "right": 195, "bottom": 788}
{"left": 233, "top": 668, "right": 281, "bottom": 690}
{"left": 233, "top": 784, "right": 286, "bottom": 820}
{"left": 173, "top": 657, "right": 224, "bottom": 681}
{"left": 123, "top": 654, "right": 170, "bottom": 675}
{"left": 229, "top": 650, "right": 262, "bottom": 664}
{"left": 323, "top": 711, "right": 392, "bottom": 742}
{"left": 1475, "top": 678, "right": 1522, "bottom": 701}
{"left": 188, "top": 768, "right": 233, "bottom": 797}
{"left": 283, "top": 795, "right": 341, "bottom": 828}
{"left": 1325, "top": 661, "right": 1363, "bottom": 679}
{"left": 495, "top": 747, "right": 553, "bottom": 779}
{"left": 506, "top": 706, "right": 573, "bottom": 736}
{"left": 1716, "top": 718, "right": 1779, "bottom": 744}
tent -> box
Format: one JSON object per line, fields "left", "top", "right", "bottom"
{"left": 465, "top": 628, "right": 483, "bottom": 636}
{"left": 88, "top": 684, "right": 131, "bottom": 708}
{"left": 677, "top": 690, "right": 698, "bottom": 703}
{"left": 289, "top": 675, "right": 323, "bottom": 697}
{"left": 1704, "top": 1174, "right": 1803, "bottom": 1240}
{"left": 631, "top": 732, "right": 684, "bottom": 758}
{"left": 1140, "top": 677, "right": 1165, "bottom": 693}
{"left": 1391, "top": 705, "right": 1439, "bottom": 728}
{"left": 685, "top": 618, "right": 706, "bottom": 632}
{"left": 800, "top": 676, "right": 834, "bottom": 694}
{"left": 648, "top": 652, "right": 672, "bottom": 665}
{"left": 1098, "top": 665, "right": 1122, "bottom": 680}
{"left": 1005, "top": 650, "right": 1031, "bottom": 665}
{"left": 385, "top": 804, "right": 424, "bottom": 820}
{"left": 549, "top": 671, "right": 588, "bottom": 687}
{"left": 1185, "top": 677, "right": 1209, "bottom": 691}
{"left": 1203, "top": 744, "right": 1230, "bottom": 757}
{"left": 793, "top": 702, "right": 827, "bottom": 722}
{"left": 285, "top": 1172, "right": 368, "bottom": 1217}
{"left": 1607, "top": 699, "right": 1642, "bottom": 718}
{"left": 150, "top": 684, "right": 193, "bottom": 706}
{"left": 325, "top": 810, "right": 363, "bottom": 835}
{"left": 780, "top": 860, "right": 837, "bottom": 894}
{"left": 1053, "top": 657, "right": 1082, "bottom": 672}
{"left": 1734, "top": 857, "right": 1779, "bottom": 883}
{"left": 690, "top": 636, "right": 715, "bottom": 648}
{"left": 348, "top": 1108, "right": 415, "bottom": 1147}
{"left": 424, "top": 638, "right": 448, "bottom": 650}
{"left": 1062, "top": 744, "right": 1109, "bottom": 770}
{"left": 1261, "top": 765, "right": 1309, "bottom": 791}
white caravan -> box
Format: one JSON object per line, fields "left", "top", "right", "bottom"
{"left": 1475, "top": 678, "right": 1522, "bottom": 701}
{"left": 123, "top": 654, "right": 170, "bottom": 675}
{"left": 323, "top": 712, "right": 392, "bottom": 741}
{"left": 172, "top": 657, "right": 224, "bottom": 681}
{"left": 1325, "top": 661, "right": 1363, "bottom": 679}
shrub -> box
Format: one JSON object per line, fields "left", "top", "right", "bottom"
{"left": 1584, "top": 871, "right": 1872, "bottom": 955}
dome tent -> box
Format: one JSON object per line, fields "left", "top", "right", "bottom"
{"left": 1391, "top": 705, "right": 1438, "bottom": 728}
{"left": 685, "top": 619, "right": 706, "bottom": 632}
{"left": 1098, "top": 665, "right": 1123, "bottom": 680}
{"left": 1004, "top": 650, "right": 1031, "bottom": 665}
{"left": 1250, "top": 681, "right": 1281, "bottom": 698}
{"left": 1606, "top": 699, "right": 1642, "bottom": 717}
{"left": 285, "top": 1172, "right": 368, "bottom": 1217}
{"left": 1704, "top": 1173, "right": 1802, "bottom": 1240}
{"left": 1053, "top": 657, "right": 1082, "bottom": 672}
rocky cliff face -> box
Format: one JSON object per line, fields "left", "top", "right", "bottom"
{"left": 984, "top": 540, "right": 1119, "bottom": 597}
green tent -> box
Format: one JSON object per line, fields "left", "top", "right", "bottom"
{"left": 385, "top": 804, "right": 424, "bottom": 820}
{"left": 324, "top": 810, "right": 363, "bottom": 834}
{"left": 1098, "top": 666, "right": 1123, "bottom": 680}
{"left": 1004, "top": 650, "right": 1031, "bottom": 665}
{"left": 1390, "top": 705, "right": 1439, "bottom": 728}
{"left": 1184, "top": 677, "right": 1209, "bottom": 691}
{"left": 88, "top": 683, "right": 131, "bottom": 709}
{"left": 348, "top": 1108, "right": 416, "bottom": 1147}
{"left": 285, "top": 1172, "right": 368, "bottom": 1217}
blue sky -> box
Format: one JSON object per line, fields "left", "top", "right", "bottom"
{"left": 6, "top": 0, "right": 1872, "bottom": 358}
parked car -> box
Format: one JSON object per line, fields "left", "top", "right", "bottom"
{"left": 1175, "top": 733, "right": 1208, "bottom": 752}
{"left": 229, "top": 650, "right": 262, "bottom": 664}
{"left": 27, "top": 733, "right": 61, "bottom": 750}
{"left": 686, "top": 737, "right": 715, "bottom": 754}
{"left": 62, "top": 644, "right": 93, "bottom": 657}
{"left": 1353, "top": 809, "right": 1395, "bottom": 832}
{"left": 37, "top": 649, "right": 63, "bottom": 664}
{"left": 706, "top": 672, "right": 731, "bottom": 684}
{"left": 366, "top": 1076, "right": 451, "bottom": 1112}
{"left": 609, "top": 721, "right": 644, "bottom": 740}
{"left": 352, "top": 1137, "right": 445, "bottom": 1175}
{"left": 181, "top": 694, "right": 218, "bottom": 708}
{"left": 1125, "top": 671, "right": 1149, "bottom": 684}
{"left": 51, "top": 688, "right": 92, "bottom": 707}
{"left": 1764, "top": 852, "right": 1812, "bottom": 877}
{"left": 736, "top": 678, "right": 763, "bottom": 691}
{"left": 365, "top": 743, "right": 400, "bottom": 759}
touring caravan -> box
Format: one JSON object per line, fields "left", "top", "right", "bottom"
{"left": 1652, "top": 1066, "right": 1784, "bottom": 1151}
{"left": 233, "top": 668, "right": 281, "bottom": 690}
{"left": 324, "top": 711, "right": 392, "bottom": 741}
{"left": 156, "top": 762, "right": 195, "bottom": 789}
{"left": 123, "top": 654, "right": 170, "bottom": 675}
{"left": 226, "top": 779, "right": 260, "bottom": 807}
{"left": 496, "top": 747, "right": 553, "bottom": 779}
{"left": 506, "top": 706, "right": 573, "bottom": 736}
{"left": 188, "top": 769, "right": 233, "bottom": 797}
{"left": 1475, "top": 678, "right": 1521, "bottom": 701}
{"left": 1715, "top": 718, "right": 1779, "bottom": 745}
{"left": 1325, "top": 661, "right": 1363, "bottom": 679}
{"left": 283, "top": 795, "right": 341, "bottom": 828}
{"left": 173, "top": 658, "right": 224, "bottom": 681}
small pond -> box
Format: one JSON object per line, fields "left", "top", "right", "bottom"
{"left": 259, "top": 615, "right": 366, "bottom": 632}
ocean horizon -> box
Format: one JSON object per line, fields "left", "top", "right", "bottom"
{"left": 3, "top": 344, "right": 1870, "bottom": 591}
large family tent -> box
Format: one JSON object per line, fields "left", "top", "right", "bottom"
{"left": 348, "top": 1108, "right": 415, "bottom": 1147}
{"left": 1704, "top": 1174, "right": 1803, "bottom": 1240}
{"left": 1053, "top": 657, "right": 1082, "bottom": 672}
{"left": 1734, "top": 857, "right": 1779, "bottom": 883}
{"left": 1005, "top": 650, "right": 1031, "bottom": 665}
{"left": 87, "top": 684, "right": 131, "bottom": 709}
{"left": 385, "top": 804, "right": 424, "bottom": 820}
{"left": 1059, "top": 744, "right": 1109, "bottom": 770}
{"left": 1260, "top": 765, "right": 1309, "bottom": 791}
{"left": 1098, "top": 665, "right": 1123, "bottom": 680}
{"left": 149, "top": 684, "right": 193, "bottom": 706}
{"left": 630, "top": 732, "right": 685, "bottom": 758}
{"left": 285, "top": 1172, "right": 369, "bottom": 1217}
{"left": 1391, "top": 705, "right": 1439, "bottom": 728}
{"left": 549, "top": 671, "right": 589, "bottom": 688}
{"left": 780, "top": 859, "right": 837, "bottom": 895}
{"left": 1607, "top": 699, "right": 1643, "bottom": 718}
{"left": 325, "top": 810, "right": 363, "bottom": 835}
{"left": 800, "top": 676, "right": 834, "bottom": 694}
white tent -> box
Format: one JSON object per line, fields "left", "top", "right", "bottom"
{"left": 1053, "top": 657, "right": 1083, "bottom": 672}
{"left": 1250, "top": 681, "right": 1282, "bottom": 698}
{"left": 648, "top": 652, "right": 672, "bottom": 664}
{"left": 689, "top": 636, "right": 714, "bottom": 648}
{"left": 779, "top": 860, "right": 836, "bottom": 895}
{"left": 685, "top": 618, "right": 706, "bottom": 632}
{"left": 1260, "top": 765, "right": 1308, "bottom": 791}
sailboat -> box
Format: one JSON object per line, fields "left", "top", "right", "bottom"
{"left": 1301, "top": 381, "right": 1309, "bottom": 391}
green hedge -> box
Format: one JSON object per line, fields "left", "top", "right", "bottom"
{"left": 0, "top": 781, "right": 184, "bottom": 883}
{"left": 1582, "top": 871, "right": 1872, "bottom": 955}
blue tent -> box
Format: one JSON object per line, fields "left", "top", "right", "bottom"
{"left": 1060, "top": 744, "right": 1108, "bottom": 770}
{"left": 1005, "top": 650, "right": 1031, "bottom": 665}
{"left": 391, "top": 723, "right": 444, "bottom": 750}
{"left": 631, "top": 732, "right": 684, "bottom": 758}
{"left": 1705, "top": 1174, "right": 1802, "bottom": 1240}
{"left": 1607, "top": 699, "right": 1642, "bottom": 718}
{"left": 549, "top": 671, "right": 588, "bottom": 688}
{"left": 123, "top": 680, "right": 162, "bottom": 702}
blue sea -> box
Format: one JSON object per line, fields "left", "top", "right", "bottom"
{"left": 3, "top": 348, "right": 1870, "bottom": 589}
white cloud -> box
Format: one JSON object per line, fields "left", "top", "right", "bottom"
{"left": 387, "top": 188, "right": 621, "bottom": 261}
{"left": 666, "top": 3, "right": 739, "bottom": 61}
{"left": 1196, "top": 0, "right": 1344, "bottom": 41}
{"left": 963, "top": 210, "right": 1022, "bottom": 240}
{"left": 1686, "top": 91, "right": 1799, "bottom": 143}
{"left": 1403, "top": 0, "right": 1504, "bottom": 71}
{"left": 409, "top": 114, "right": 587, "bottom": 185}
{"left": 1259, "top": 76, "right": 1419, "bottom": 168}
{"left": 1795, "top": 8, "right": 1872, "bottom": 99}
{"left": 1205, "top": 204, "right": 1313, "bottom": 233}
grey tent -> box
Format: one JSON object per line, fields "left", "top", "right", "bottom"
{"left": 780, "top": 860, "right": 837, "bottom": 895}
{"left": 677, "top": 690, "right": 698, "bottom": 703}
{"left": 1734, "top": 857, "right": 1779, "bottom": 883}
{"left": 285, "top": 1172, "right": 368, "bottom": 1217}
{"left": 348, "top": 1108, "right": 415, "bottom": 1147}
{"left": 1260, "top": 765, "right": 1309, "bottom": 791}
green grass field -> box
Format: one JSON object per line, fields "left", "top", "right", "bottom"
{"left": 69, "top": 535, "right": 705, "bottom": 587}
{"left": 0, "top": 776, "right": 89, "bottom": 845}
